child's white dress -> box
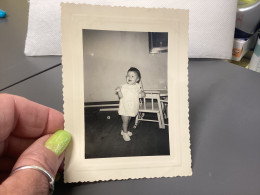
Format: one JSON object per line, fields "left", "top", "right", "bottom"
{"left": 118, "top": 83, "right": 141, "bottom": 117}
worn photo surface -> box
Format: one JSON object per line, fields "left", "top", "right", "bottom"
{"left": 62, "top": 4, "right": 191, "bottom": 182}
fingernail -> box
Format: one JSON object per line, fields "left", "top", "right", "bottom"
{"left": 45, "top": 130, "right": 71, "bottom": 156}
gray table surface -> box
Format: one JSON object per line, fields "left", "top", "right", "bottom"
{"left": 0, "top": 0, "right": 61, "bottom": 91}
{"left": 1, "top": 1, "right": 260, "bottom": 195}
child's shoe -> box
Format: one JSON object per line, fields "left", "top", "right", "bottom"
{"left": 122, "top": 132, "right": 131, "bottom": 141}
{"left": 121, "top": 130, "right": 132, "bottom": 136}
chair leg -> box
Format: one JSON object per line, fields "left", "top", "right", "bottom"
{"left": 134, "top": 112, "right": 141, "bottom": 129}
{"left": 159, "top": 110, "right": 165, "bottom": 129}
{"left": 133, "top": 115, "right": 138, "bottom": 129}
{"left": 161, "top": 117, "right": 165, "bottom": 129}
{"left": 162, "top": 102, "right": 168, "bottom": 119}
{"left": 157, "top": 113, "right": 162, "bottom": 129}
{"left": 161, "top": 102, "right": 165, "bottom": 118}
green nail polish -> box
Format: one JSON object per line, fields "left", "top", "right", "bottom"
{"left": 45, "top": 130, "right": 71, "bottom": 156}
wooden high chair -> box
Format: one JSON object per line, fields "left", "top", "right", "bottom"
{"left": 133, "top": 92, "right": 165, "bottom": 129}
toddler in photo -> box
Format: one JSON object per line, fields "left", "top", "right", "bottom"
{"left": 115, "top": 67, "right": 145, "bottom": 141}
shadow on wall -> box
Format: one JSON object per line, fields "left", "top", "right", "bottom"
{"left": 83, "top": 30, "right": 168, "bottom": 102}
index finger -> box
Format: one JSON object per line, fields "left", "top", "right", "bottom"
{"left": 0, "top": 94, "right": 64, "bottom": 141}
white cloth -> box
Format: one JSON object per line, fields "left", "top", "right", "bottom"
{"left": 118, "top": 83, "right": 141, "bottom": 117}
{"left": 25, "top": 0, "right": 237, "bottom": 59}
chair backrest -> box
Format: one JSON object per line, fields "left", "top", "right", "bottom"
{"left": 139, "top": 93, "right": 162, "bottom": 111}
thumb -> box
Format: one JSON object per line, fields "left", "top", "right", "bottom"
{"left": 1, "top": 130, "right": 71, "bottom": 195}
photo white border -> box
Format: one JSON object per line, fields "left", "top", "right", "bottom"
{"left": 62, "top": 4, "right": 191, "bottom": 182}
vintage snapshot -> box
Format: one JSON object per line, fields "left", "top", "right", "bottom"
{"left": 62, "top": 4, "right": 191, "bottom": 182}
{"left": 83, "top": 30, "right": 170, "bottom": 159}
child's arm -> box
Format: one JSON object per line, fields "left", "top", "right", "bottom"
{"left": 138, "top": 81, "right": 145, "bottom": 98}
{"left": 115, "top": 86, "right": 123, "bottom": 99}
{"left": 140, "top": 90, "right": 145, "bottom": 98}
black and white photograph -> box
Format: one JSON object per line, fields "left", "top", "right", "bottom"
{"left": 62, "top": 4, "right": 191, "bottom": 182}
{"left": 83, "top": 30, "right": 170, "bottom": 159}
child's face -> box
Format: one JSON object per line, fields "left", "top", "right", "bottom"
{"left": 126, "top": 71, "right": 139, "bottom": 85}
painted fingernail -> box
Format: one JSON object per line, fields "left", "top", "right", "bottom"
{"left": 45, "top": 130, "right": 71, "bottom": 156}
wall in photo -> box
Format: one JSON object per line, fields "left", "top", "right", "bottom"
{"left": 83, "top": 30, "right": 168, "bottom": 102}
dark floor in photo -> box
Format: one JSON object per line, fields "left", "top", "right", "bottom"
{"left": 85, "top": 110, "right": 170, "bottom": 159}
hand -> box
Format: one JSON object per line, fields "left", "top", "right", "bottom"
{"left": 0, "top": 94, "right": 71, "bottom": 194}
{"left": 140, "top": 91, "right": 146, "bottom": 98}
{"left": 115, "top": 86, "right": 121, "bottom": 93}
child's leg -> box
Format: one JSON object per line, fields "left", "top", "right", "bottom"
{"left": 121, "top": 115, "right": 131, "bottom": 133}
{"left": 120, "top": 116, "right": 133, "bottom": 138}
{"left": 121, "top": 115, "right": 132, "bottom": 141}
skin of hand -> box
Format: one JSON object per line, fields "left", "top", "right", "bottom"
{"left": 140, "top": 91, "right": 145, "bottom": 98}
{"left": 115, "top": 86, "right": 121, "bottom": 93}
{"left": 0, "top": 94, "right": 71, "bottom": 195}
{"left": 115, "top": 86, "right": 123, "bottom": 99}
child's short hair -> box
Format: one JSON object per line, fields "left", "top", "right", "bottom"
{"left": 128, "top": 67, "right": 141, "bottom": 83}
